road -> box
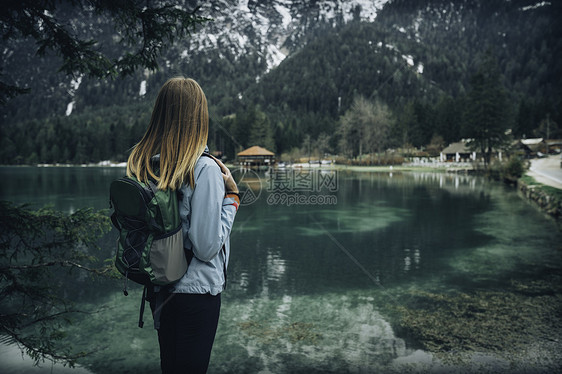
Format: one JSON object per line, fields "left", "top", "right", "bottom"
{"left": 528, "top": 155, "right": 562, "bottom": 190}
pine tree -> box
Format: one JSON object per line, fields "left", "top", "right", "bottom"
{"left": 248, "top": 107, "right": 275, "bottom": 152}
{"left": 1, "top": 0, "right": 209, "bottom": 103}
{"left": 464, "top": 54, "right": 510, "bottom": 167}
{"left": 0, "top": 202, "right": 112, "bottom": 366}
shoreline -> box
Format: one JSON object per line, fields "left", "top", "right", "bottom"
{"left": 517, "top": 175, "right": 562, "bottom": 227}
{"left": 331, "top": 163, "right": 474, "bottom": 173}
{"left": 1, "top": 160, "right": 475, "bottom": 171}
{"left": 0, "top": 162, "right": 127, "bottom": 168}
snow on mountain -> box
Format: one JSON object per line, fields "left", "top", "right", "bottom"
{"left": 520, "top": 1, "right": 551, "bottom": 11}
{"left": 183, "top": 0, "right": 390, "bottom": 72}
{"left": 139, "top": 80, "right": 147, "bottom": 96}
{"left": 65, "top": 75, "right": 82, "bottom": 116}
{"left": 65, "top": 101, "right": 75, "bottom": 116}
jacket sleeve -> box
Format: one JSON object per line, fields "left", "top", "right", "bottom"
{"left": 188, "top": 160, "right": 238, "bottom": 262}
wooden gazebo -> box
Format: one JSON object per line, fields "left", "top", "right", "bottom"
{"left": 440, "top": 141, "right": 476, "bottom": 162}
{"left": 237, "top": 146, "right": 275, "bottom": 166}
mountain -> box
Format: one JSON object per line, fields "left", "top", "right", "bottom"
{"left": 184, "top": 0, "right": 388, "bottom": 71}
{"left": 243, "top": 0, "right": 561, "bottom": 149}
{"left": 1, "top": 0, "right": 560, "bottom": 164}
{"left": 1, "top": 0, "right": 389, "bottom": 120}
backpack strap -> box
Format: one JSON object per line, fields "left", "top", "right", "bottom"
{"left": 110, "top": 211, "right": 121, "bottom": 230}
{"left": 201, "top": 151, "right": 220, "bottom": 167}
{"left": 222, "top": 244, "right": 227, "bottom": 290}
{"left": 145, "top": 179, "right": 166, "bottom": 233}
{"left": 138, "top": 286, "right": 147, "bottom": 328}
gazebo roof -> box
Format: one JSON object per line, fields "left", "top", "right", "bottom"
{"left": 520, "top": 138, "right": 543, "bottom": 145}
{"left": 442, "top": 141, "right": 471, "bottom": 154}
{"left": 237, "top": 146, "right": 275, "bottom": 157}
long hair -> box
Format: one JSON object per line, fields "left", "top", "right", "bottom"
{"left": 126, "top": 77, "right": 209, "bottom": 190}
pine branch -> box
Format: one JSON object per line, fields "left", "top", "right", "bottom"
{"left": 21, "top": 309, "right": 91, "bottom": 329}
{"left": 0, "top": 323, "right": 87, "bottom": 366}
{"left": 0, "top": 202, "right": 113, "bottom": 366}
{"left": 1, "top": 260, "right": 113, "bottom": 275}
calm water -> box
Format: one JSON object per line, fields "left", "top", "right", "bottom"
{"left": 1, "top": 166, "right": 561, "bottom": 373}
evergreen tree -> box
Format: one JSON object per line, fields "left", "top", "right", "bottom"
{"left": 0, "top": 0, "right": 209, "bottom": 103}
{"left": 464, "top": 54, "right": 510, "bottom": 167}
{"left": 0, "top": 202, "right": 112, "bottom": 366}
{"left": 393, "top": 101, "right": 416, "bottom": 149}
{"left": 435, "top": 96, "right": 463, "bottom": 144}
{"left": 302, "top": 134, "right": 312, "bottom": 161}
{"left": 248, "top": 107, "right": 276, "bottom": 152}
{"left": 409, "top": 101, "right": 435, "bottom": 149}
{"left": 1, "top": 0, "right": 560, "bottom": 164}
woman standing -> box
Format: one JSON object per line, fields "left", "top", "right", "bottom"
{"left": 126, "top": 77, "right": 240, "bottom": 373}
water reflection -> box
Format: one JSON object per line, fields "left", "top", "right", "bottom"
{"left": 2, "top": 166, "right": 555, "bottom": 299}
{"left": 1, "top": 167, "right": 561, "bottom": 373}
{"left": 238, "top": 271, "right": 250, "bottom": 290}
{"left": 0, "top": 166, "right": 126, "bottom": 212}
{"left": 276, "top": 295, "right": 292, "bottom": 320}
{"left": 225, "top": 169, "right": 556, "bottom": 300}
{"left": 403, "top": 248, "right": 421, "bottom": 272}
{"left": 266, "top": 249, "right": 287, "bottom": 282}
{"left": 260, "top": 248, "right": 288, "bottom": 299}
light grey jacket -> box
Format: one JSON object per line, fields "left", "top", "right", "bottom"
{"left": 172, "top": 152, "right": 238, "bottom": 295}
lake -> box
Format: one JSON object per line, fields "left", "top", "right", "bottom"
{"left": 1, "top": 166, "right": 561, "bottom": 373}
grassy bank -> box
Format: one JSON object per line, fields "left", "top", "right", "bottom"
{"left": 518, "top": 175, "right": 562, "bottom": 226}
{"left": 519, "top": 175, "right": 562, "bottom": 200}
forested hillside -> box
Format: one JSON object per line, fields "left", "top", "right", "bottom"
{"left": 1, "top": 0, "right": 560, "bottom": 164}
{"left": 242, "top": 0, "right": 562, "bottom": 157}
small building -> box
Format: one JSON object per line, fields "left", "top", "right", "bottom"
{"left": 237, "top": 146, "right": 275, "bottom": 166}
{"left": 545, "top": 139, "right": 562, "bottom": 154}
{"left": 519, "top": 138, "right": 544, "bottom": 157}
{"left": 440, "top": 141, "right": 476, "bottom": 162}
{"left": 515, "top": 138, "right": 562, "bottom": 157}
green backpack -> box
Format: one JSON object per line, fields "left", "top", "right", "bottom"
{"left": 109, "top": 170, "right": 192, "bottom": 327}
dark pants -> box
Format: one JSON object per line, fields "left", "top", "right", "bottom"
{"left": 156, "top": 293, "right": 221, "bottom": 374}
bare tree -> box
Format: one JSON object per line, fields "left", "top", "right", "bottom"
{"left": 338, "top": 96, "right": 394, "bottom": 163}
{"left": 314, "top": 133, "right": 332, "bottom": 160}
{"left": 363, "top": 99, "right": 393, "bottom": 163}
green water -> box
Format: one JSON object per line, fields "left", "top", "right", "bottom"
{"left": 1, "top": 166, "right": 561, "bottom": 373}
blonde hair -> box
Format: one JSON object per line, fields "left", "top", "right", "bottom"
{"left": 127, "top": 77, "right": 209, "bottom": 190}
